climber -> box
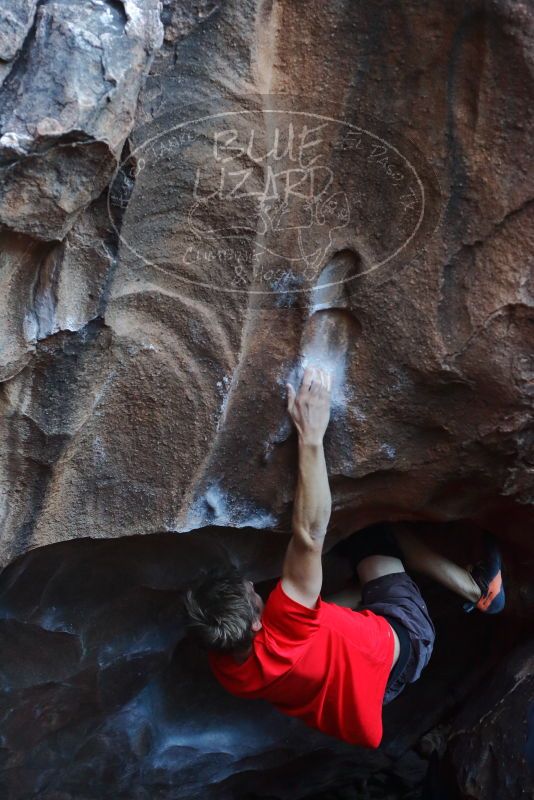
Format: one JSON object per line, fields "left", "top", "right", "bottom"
{"left": 183, "top": 366, "right": 505, "bottom": 748}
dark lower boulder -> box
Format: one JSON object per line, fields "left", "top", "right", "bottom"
{"left": 0, "top": 524, "right": 531, "bottom": 800}
{"left": 444, "top": 639, "right": 534, "bottom": 800}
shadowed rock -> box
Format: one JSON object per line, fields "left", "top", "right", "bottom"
{"left": 0, "top": 524, "right": 531, "bottom": 800}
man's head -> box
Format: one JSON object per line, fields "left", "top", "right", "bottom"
{"left": 183, "top": 565, "right": 264, "bottom": 653}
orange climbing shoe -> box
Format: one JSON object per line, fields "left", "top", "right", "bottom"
{"left": 463, "top": 533, "right": 505, "bottom": 614}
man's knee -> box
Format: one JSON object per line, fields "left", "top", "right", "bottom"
{"left": 357, "top": 554, "right": 405, "bottom": 586}
{"left": 333, "top": 523, "right": 406, "bottom": 578}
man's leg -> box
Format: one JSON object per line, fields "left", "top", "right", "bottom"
{"left": 326, "top": 552, "right": 405, "bottom": 611}
{"left": 355, "top": 555, "right": 403, "bottom": 666}
{"left": 356, "top": 554, "right": 404, "bottom": 586}
{"left": 332, "top": 522, "right": 406, "bottom": 584}
{"left": 332, "top": 524, "right": 436, "bottom": 703}
{"left": 393, "top": 525, "right": 481, "bottom": 604}
{"left": 351, "top": 534, "right": 407, "bottom": 668}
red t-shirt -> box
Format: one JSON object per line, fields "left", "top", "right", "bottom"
{"left": 209, "top": 580, "right": 395, "bottom": 748}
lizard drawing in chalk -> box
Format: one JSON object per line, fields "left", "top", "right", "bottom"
{"left": 187, "top": 191, "right": 351, "bottom": 277}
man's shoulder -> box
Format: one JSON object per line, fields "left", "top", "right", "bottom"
{"left": 263, "top": 579, "right": 322, "bottom": 619}
{"left": 261, "top": 580, "right": 322, "bottom": 641}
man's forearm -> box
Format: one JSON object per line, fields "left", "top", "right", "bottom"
{"left": 292, "top": 439, "right": 332, "bottom": 548}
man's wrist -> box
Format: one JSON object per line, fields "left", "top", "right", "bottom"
{"left": 298, "top": 435, "right": 324, "bottom": 449}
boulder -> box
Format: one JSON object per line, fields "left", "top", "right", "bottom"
{"left": 0, "top": 1, "right": 533, "bottom": 798}
{"left": 445, "top": 640, "right": 534, "bottom": 800}
{"left": 0, "top": 525, "right": 526, "bottom": 800}
{"left": 0, "top": 0, "right": 533, "bottom": 567}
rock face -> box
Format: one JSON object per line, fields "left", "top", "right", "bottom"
{"left": 1, "top": 0, "right": 533, "bottom": 567}
{"left": 446, "top": 640, "right": 534, "bottom": 800}
{"left": 0, "top": 0, "right": 533, "bottom": 798}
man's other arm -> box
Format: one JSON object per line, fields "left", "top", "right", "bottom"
{"left": 282, "top": 367, "right": 332, "bottom": 609}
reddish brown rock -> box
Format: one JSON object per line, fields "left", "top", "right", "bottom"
{"left": 1, "top": 0, "right": 532, "bottom": 568}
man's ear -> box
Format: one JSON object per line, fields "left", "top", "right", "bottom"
{"left": 251, "top": 618, "right": 263, "bottom": 632}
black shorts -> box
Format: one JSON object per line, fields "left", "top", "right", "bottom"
{"left": 360, "top": 572, "right": 436, "bottom": 704}
{"left": 332, "top": 525, "right": 436, "bottom": 703}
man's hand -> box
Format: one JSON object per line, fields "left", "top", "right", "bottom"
{"left": 286, "top": 367, "right": 332, "bottom": 445}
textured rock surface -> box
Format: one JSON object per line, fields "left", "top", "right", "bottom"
{"left": 445, "top": 639, "right": 534, "bottom": 800}
{"left": 0, "top": 1, "right": 533, "bottom": 798}
{"left": 0, "top": 0, "right": 163, "bottom": 383}
{"left": 0, "top": 0, "right": 533, "bottom": 567}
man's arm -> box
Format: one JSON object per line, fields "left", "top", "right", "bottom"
{"left": 282, "top": 367, "right": 332, "bottom": 609}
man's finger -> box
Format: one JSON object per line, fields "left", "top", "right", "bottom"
{"left": 310, "top": 380, "right": 320, "bottom": 395}
{"left": 302, "top": 367, "right": 314, "bottom": 392}
{"left": 316, "top": 368, "right": 330, "bottom": 390}
{"left": 286, "top": 383, "right": 296, "bottom": 409}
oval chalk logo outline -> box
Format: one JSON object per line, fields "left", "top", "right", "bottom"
{"left": 108, "top": 107, "right": 431, "bottom": 295}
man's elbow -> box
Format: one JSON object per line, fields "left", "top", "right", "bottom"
{"left": 292, "top": 525, "right": 327, "bottom": 552}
